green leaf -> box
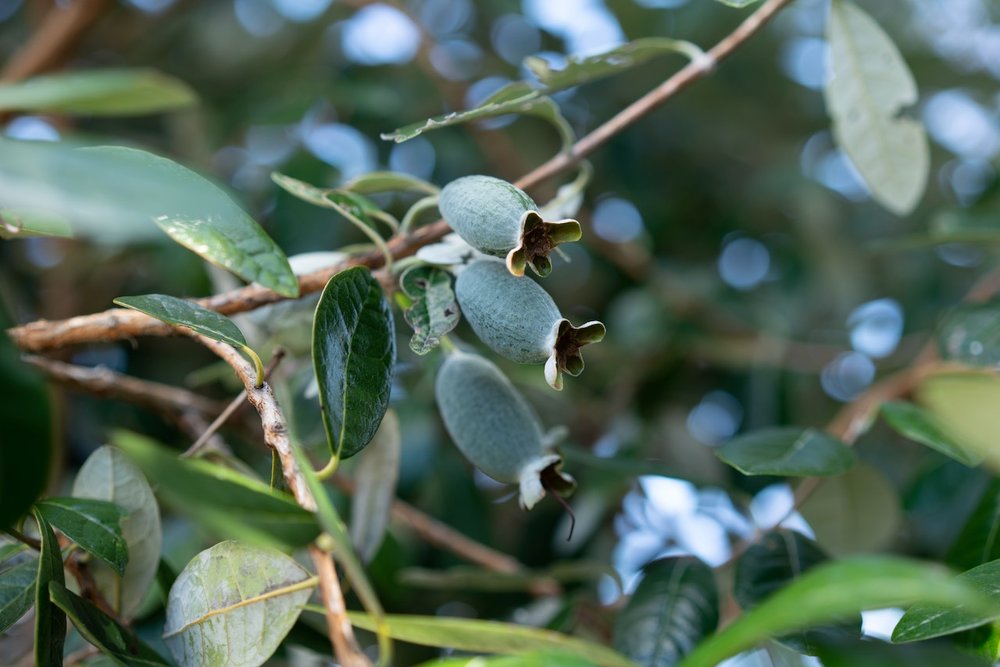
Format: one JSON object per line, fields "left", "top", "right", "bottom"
{"left": 613, "top": 556, "right": 717, "bottom": 667}
{"left": 949, "top": 480, "right": 1000, "bottom": 571}
{"left": 32, "top": 508, "right": 66, "bottom": 667}
{"left": 419, "top": 653, "right": 599, "bottom": 667}
{"left": 49, "top": 581, "right": 170, "bottom": 666}
{"left": 34, "top": 497, "right": 128, "bottom": 576}
{"left": 734, "top": 530, "right": 860, "bottom": 653}
{"left": 341, "top": 171, "right": 439, "bottom": 196}
{"left": 350, "top": 410, "right": 401, "bottom": 563}
{"left": 0, "top": 208, "right": 73, "bottom": 239}
{"left": 0, "top": 557, "right": 38, "bottom": 634}
{"left": 164, "top": 541, "right": 315, "bottom": 667}
{"left": 714, "top": 0, "right": 760, "bottom": 6}
{"left": 344, "top": 611, "right": 636, "bottom": 667}
{"left": 524, "top": 38, "right": 705, "bottom": 90}
{"left": 383, "top": 82, "right": 573, "bottom": 151}
{"left": 0, "top": 302, "right": 52, "bottom": 529}
{"left": 917, "top": 373, "right": 1000, "bottom": 470}
{"left": 313, "top": 266, "right": 395, "bottom": 460}
{"left": 0, "top": 68, "right": 196, "bottom": 116}
{"left": 677, "top": 557, "right": 999, "bottom": 667}
{"left": 715, "top": 427, "right": 855, "bottom": 477}
{"left": 938, "top": 301, "right": 1000, "bottom": 368}
{"left": 113, "top": 430, "right": 319, "bottom": 549}
{"left": 799, "top": 461, "right": 901, "bottom": 556}
{"left": 0, "top": 141, "right": 298, "bottom": 294}
{"left": 400, "top": 561, "right": 617, "bottom": 593}
{"left": 400, "top": 265, "right": 461, "bottom": 355}
{"left": 814, "top": 635, "right": 991, "bottom": 667}
{"left": 113, "top": 294, "right": 264, "bottom": 384}
{"left": 824, "top": 0, "right": 929, "bottom": 215}
{"left": 72, "top": 446, "right": 163, "bottom": 619}
{"left": 893, "top": 558, "right": 1000, "bottom": 643}
{"left": 881, "top": 401, "right": 981, "bottom": 466}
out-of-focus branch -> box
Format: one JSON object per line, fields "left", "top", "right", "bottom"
{"left": 7, "top": 0, "right": 794, "bottom": 353}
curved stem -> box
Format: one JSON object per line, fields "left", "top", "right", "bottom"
{"left": 400, "top": 195, "right": 440, "bottom": 234}
{"left": 240, "top": 344, "right": 265, "bottom": 388}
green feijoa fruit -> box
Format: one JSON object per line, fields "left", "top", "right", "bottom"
{"left": 455, "top": 259, "right": 605, "bottom": 391}
{"left": 435, "top": 351, "right": 574, "bottom": 510}
{"left": 439, "top": 175, "right": 581, "bottom": 277}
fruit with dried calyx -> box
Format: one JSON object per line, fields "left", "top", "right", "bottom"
{"left": 455, "top": 259, "right": 605, "bottom": 390}
{"left": 435, "top": 351, "right": 575, "bottom": 510}
{"left": 439, "top": 174, "right": 581, "bottom": 277}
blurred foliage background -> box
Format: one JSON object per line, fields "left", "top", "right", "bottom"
{"left": 2, "top": 0, "right": 999, "bottom": 663}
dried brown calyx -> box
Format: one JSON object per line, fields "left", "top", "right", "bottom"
{"left": 544, "top": 318, "right": 607, "bottom": 390}
{"left": 506, "top": 210, "right": 582, "bottom": 278}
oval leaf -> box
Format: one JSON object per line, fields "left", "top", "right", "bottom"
{"left": 72, "top": 446, "right": 162, "bottom": 619}
{"left": 677, "top": 557, "right": 999, "bottom": 667}
{"left": 715, "top": 427, "right": 855, "bottom": 477}
{"left": 313, "top": 266, "right": 395, "bottom": 460}
{"left": 799, "top": 461, "right": 901, "bottom": 556}
{"left": 32, "top": 508, "right": 66, "bottom": 667}
{"left": 164, "top": 541, "right": 315, "bottom": 667}
{"left": 49, "top": 581, "right": 170, "bottom": 665}
{"left": 341, "top": 171, "right": 439, "bottom": 195}
{"left": 881, "top": 401, "right": 981, "bottom": 466}
{"left": 893, "top": 558, "right": 1000, "bottom": 643}
{"left": 948, "top": 479, "right": 1000, "bottom": 571}
{"left": 613, "top": 556, "right": 718, "bottom": 667}
{"left": 0, "top": 68, "right": 196, "bottom": 116}
{"left": 0, "top": 557, "right": 38, "bottom": 634}
{"left": 34, "top": 497, "right": 128, "bottom": 576}
{"left": 350, "top": 410, "right": 402, "bottom": 563}
{"left": 346, "top": 612, "right": 635, "bottom": 667}
{"left": 824, "top": 0, "right": 929, "bottom": 215}
{"left": 917, "top": 372, "right": 1000, "bottom": 470}
{"left": 400, "top": 265, "right": 461, "bottom": 355}
{"left": 113, "top": 430, "right": 319, "bottom": 549}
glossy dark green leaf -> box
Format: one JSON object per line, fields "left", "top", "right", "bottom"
{"left": 881, "top": 401, "right": 981, "bottom": 466}
{"left": 0, "top": 557, "right": 38, "bottom": 634}
{"left": 0, "top": 303, "right": 51, "bottom": 529}
{"left": 49, "top": 581, "right": 170, "bottom": 665}
{"left": 0, "top": 68, "right": 196, "bottom": 116}
{"left": 32, "top": 508, "right": 66, "bottom": 667}
{"left": 313, "top": 266, "right": 395, "bottom": 460}
{"left": 715, "top": 427, "right": 855, "bottom": 477}
{"left": 341, "top": 171, "right": 439, "bottom": 195}
{"left": 799, "top": 462, "right": 901, "bottom": 556}
{"left": 345, "top": 611, "right": 635, "bottom": 667}
{"left": 524, "top": 38, "right": 704, "bottom": 90}
{"left": 400, "top": 265, "right": 460, "bottom": 355}
{"left": 734, "top": 530, "right": 860, "bottom": 654}
{"left": 384, "top": 82, "right": 573, "bottom": 150}
{"left": 72, "top": 445, "right": 163, "bottom": 619}
{"left": 113, "top": 294, "right": 263, "bottom": 382}
{"left": 938, "top": 301, "right": 1000, "bottom": 367}
{"left": 949, "top": 479, "right": 1000, "bottom": 570}
{"left": 814, "top": 636, "right": 990, "bottom": 667}
{"left": 893, "top": 558, "right": 1000, "bottom": 642}
{"left": 113, "top": 430, "right": 319, "bottom": 549}
{"left": 34, "top": 497, "right": 128, "bottom": 575}
{"left": 825, "top": 0, "right": 928, "bottom": 215}
{"left": 350, "top": 410, "right": 401, "bottom": 563}
{"left": 677, "top": 557, "right": 997, "bottom": 667}
{"left": 164, "top": 541, "right": 314, "bottom": 667}
{"left": 613, "top": 556, "right": 718, "bottom": 667}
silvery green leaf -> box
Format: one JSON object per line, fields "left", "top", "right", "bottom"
{"left": 72, "top": 446, "right": 162, "bottom": 619}
{"left": 350, "top": 410, "right": 402, "bottom": 563}
{"left": 164, "top": 541, "right": 315, "bottom": 667}
{"left": 825, "top": 0, "right": 929, "bottom": 215}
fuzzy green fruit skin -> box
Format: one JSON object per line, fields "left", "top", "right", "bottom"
{"left": 436, "top": 352, "right": 546, "bottom": 485}
{"left": 439, "top": 175, "right": 534, "bottom": 257}
{"left": 455, "top": 259, "right": 558, "bottom": 365}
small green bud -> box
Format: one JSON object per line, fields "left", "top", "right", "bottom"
{"left": 435, "top": 351, "right": 575, "bottom": 510}
{"left": 455, "top": 259, "right": 605, "bottom": 390}
{"left": 439, "top": 175, "right": 581, "bottom": 277}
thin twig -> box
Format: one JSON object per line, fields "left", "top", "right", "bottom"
{"left": 7, "top": 0, "right": 794, "bottom": 354}
{"left": 310, "top": 545, "right": 369, "bottom": 667}
{"left": 184, "top": 348, "right": 286, "bottom": 457}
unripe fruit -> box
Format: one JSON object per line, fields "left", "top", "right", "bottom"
{"left": 435, "top": 351, "right": 575, "bottom": 510}
{"left": 439, "top": 175, "right": 581, "bottom": 277}
{"left": 455, "top": 259, "right": 605, "bottom": 390}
